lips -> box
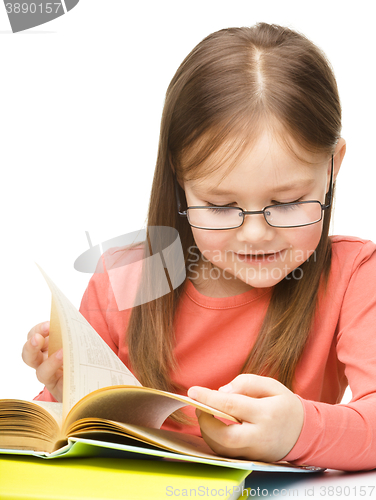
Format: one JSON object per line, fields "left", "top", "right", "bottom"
{"left": 234, "top": 250, "right": 285, "bottom": 263}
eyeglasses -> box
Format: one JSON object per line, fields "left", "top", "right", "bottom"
{"left": 175, "top": 156, "right": 333, "bottom": 230}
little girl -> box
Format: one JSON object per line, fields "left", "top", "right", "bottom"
{"left": 23, "top": 23, "right": 376, "bottom": 471}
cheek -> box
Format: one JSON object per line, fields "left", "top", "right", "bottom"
{"left": 191, "top": 228, "right": 231, "bottom": 255}
{"left": 287, "top": 222, "right": 324, "bottom": 258}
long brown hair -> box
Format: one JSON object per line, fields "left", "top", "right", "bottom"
{"left": 127, "top": 23, "right": 341, "bottom": 413}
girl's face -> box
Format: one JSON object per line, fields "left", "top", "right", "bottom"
{"left": 183, "top": 130, "right": 344, "bottom": 295}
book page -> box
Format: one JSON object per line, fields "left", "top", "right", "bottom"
{"left": 37, "top": 266, "right": 141, "bottom": 421}
{"left": 33, "top": 401, "right": 63, "bottom": 428}
{"left": 64, "top": 385, "right": 237, "bottom": 433}
{"left": 48, "top": 297, "right": 63, "bottom": 356}
{"left": 0, "top": 399, "right": 61, "bottom": 453}
{"left": 65, "top": 422, "right": 321, "bottom": 471}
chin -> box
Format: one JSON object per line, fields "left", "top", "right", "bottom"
{"left": 225, "top": 264, "right": 300, "bottom": 289}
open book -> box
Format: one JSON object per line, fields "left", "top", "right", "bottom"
{"left": 0, "top": 267, "right": 321, "bottom": 472}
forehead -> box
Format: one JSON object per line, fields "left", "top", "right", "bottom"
{"left": 184, "top": 130, "right": 327, "bottom": 195}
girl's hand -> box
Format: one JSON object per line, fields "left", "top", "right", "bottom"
{"left": 188, "top": 374, "right": 304, "bottom": 463}
{"left": 21, "top": 321, "right": 63, "bottom": 402}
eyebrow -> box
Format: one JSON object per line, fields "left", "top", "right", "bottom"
{"left": 204, "top": 178, "right": 315, "bottom": 195}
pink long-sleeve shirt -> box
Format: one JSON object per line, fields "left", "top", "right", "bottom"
{"left": 35, "top": 235, "right": 376, "bottom": 471}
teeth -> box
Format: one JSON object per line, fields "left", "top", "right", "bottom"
{"left": 236, "top": 251, "right": 281, "bottom": 257}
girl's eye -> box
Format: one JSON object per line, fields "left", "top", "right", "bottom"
{"left": 271, "top": 198, "right": 303, "bottom": 209}
{"left": 208, "top": 205, "right": 233, "bottom": 214}
{"left": 206, "top": 198, "right": 304, "bottom": 213}
{"left": 273, "top": 203, "right": 300, "bottom": 212}
{"left": 206, "top": 202, "right": 236, "bottom": 213}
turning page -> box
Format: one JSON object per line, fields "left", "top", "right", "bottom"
{"left": 37, "top": 266, "right": 141, "bottom": 421}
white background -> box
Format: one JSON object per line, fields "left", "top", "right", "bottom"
{"left": 0, "top": 1, "right": 374, "bottom": 401}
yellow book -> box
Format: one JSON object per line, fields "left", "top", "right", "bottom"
{"left": 0, "top": 455, "right": 249, "bottom": 500}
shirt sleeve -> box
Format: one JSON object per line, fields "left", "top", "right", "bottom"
{"left": 283, "top": 241, "right": 376, "bottom": 471}
{"left": 33, "top": 388, "right": 58, "bottom": 402}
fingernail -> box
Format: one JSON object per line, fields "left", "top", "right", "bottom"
{"left": 219, "top": 383, "right": 233, "bottom": 393}
{"left": 56, "top": 349, "right": 63, "bottom": 360}
{"left": 31, "top": 335, "right": 38, "bottom": 347}
{"left": 188, "top": 388, "right": 197, "bottom": 399}
{"left": 196, "top": 409, "right": 202, "bottom": 418}
{"left": 42, "top": 321, "right": 49, "bottom": 332}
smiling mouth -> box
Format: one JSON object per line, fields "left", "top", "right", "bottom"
{"left": 234, "top": 250, "right": 286, "bottom": 262}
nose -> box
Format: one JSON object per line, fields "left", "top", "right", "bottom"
{"left": 236, "top": 211, "right": 275, "bottom": 244}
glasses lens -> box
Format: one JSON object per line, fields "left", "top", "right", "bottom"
{"left": 265, "top": 201, "right": 322, "bottom": 227}
{"left": 187, "top": 207, "right": 243, "bottom": 229}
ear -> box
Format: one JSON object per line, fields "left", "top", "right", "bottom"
{"left": 325, "top": 138, "right": 346, "bottom": 193}
{"left": 333, "top": 137, "right": 346, "bottom": 182}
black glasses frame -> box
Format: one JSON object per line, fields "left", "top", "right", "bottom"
{"left": 174, "top": 155, "right": 334, "bottom": 230}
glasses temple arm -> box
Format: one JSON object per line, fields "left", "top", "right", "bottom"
{"left": 173, "top": 173, "right": 186, "bottom": 215}
{"left": 323, "top": 155, "right": 334, "bottom": 210}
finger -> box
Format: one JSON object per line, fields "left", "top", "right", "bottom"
{"left": 22, "top": 333, "right": 48, "bottom": 369}
{"left": 189, "top": 386, "right": 259, "bottom": 422}
{"left": 197, "top": 410, "right": 250, "bottom": 458}
{"left": 35, "top": 349, "right": 63, "bottom": 392}
{"left": 219, "top": 374, "right": 288, "bottom": 398}
{"left": 27, "top": 321, "right": 50, "bottom": 341}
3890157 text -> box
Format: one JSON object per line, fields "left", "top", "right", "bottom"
{"left": 5, "top": 3, "right": 62, "bottom": 14}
